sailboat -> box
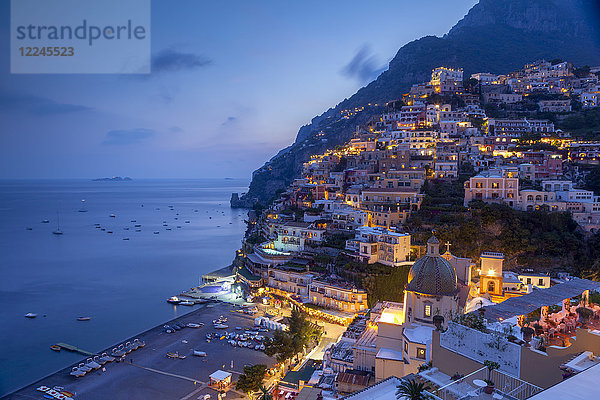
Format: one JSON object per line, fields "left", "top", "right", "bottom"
{"left": 78, "top": 199, "right": 88, "bottom": 212}
{"left": 52, "top": 211, "right": 63, "bottom": 235}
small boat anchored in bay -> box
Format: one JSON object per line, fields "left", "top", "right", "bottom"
{"left": 52, "top": 211, "right": 63, "bottom": 235}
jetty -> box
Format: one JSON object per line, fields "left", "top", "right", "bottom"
{"left": 200, "top": 265, "right": 234, "bottom": 284}
{"left": 54, "top": 343, "right": 95, "bottom": 356}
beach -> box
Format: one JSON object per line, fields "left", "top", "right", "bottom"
{"left": 3, "top": 302, "right": 276, "bottom": 400}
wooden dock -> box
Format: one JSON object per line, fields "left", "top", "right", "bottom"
{"left": 55, "top": 343, "right": 95, "bottom": 356}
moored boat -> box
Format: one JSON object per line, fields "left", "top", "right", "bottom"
{"left": 99, "top": 352, "right": 115, "bottom": 363}
{"left": 77, "top": 362, "right": 92, "bottom": 372}
{"left": 85, "top": 357, "right": 101, "bottom": 370}
{"left": 77, "top": 316, "right": 91, "bottom": 321}
{"left": 24, "top": 313, "right": 38, "bottom": 318}
{"left": 93, "top": 355, "right": 106, "bottom": 365}
{"left": 70, "top": 366, "right": 86, "bottom": 377}
{"left": 50, "top": 345, "right": 61, "bottom": 352}
{"left": 167, "top": 296, "right": 181, "bottom": 304}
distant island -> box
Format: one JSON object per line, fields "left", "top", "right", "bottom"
{"left": 92, "top": 176, "right": 133, "bottom": 182}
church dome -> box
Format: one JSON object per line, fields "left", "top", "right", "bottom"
{"left": 406, "top": 236, "right": 458, "bottom": 296}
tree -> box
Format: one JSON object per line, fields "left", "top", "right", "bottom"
{"left": 264, "top": 309, "right": 322, "bottom": 370}
{"left": 574, "top": 65, "right": 591, "bottom": 78}
{"left": 264, "top": 330, "right": 295, "bottom": 365}
{"left": 235, "top": 364, "right": 267, "bottom": 394}
{"left": 395, "top": 378, "right": 431, "bottom": 400}
{"left": 585, "top": 166, "right": 600, "bottom": 196}
{"left": 258, "top": 385, "right": 272, "bottom": 400}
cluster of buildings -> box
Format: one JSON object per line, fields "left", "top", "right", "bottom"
{"left": 231, "top": 60, "right": 600, "bottom": 399}
{"left": 273, "top": 234, "right": 600, "bottom": 400}
{"left": 464, "top": 168, "right": 600, "bottom": 231}
{"left": 472, "top": 60, "right": 600, "bottom": 108}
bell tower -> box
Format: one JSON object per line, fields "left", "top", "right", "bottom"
{"left": 479, "top": 252, "right": 504, "bottom": 297}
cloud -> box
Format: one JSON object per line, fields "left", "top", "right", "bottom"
{"left": 151, "top": 49, "right": 212, "bottom": 74}
{"left": 221, "top": 116, "right": 237, "bottom": 126}
{"left": 0, "top": 91, "right": 92, "bottom": 115}
{"left": 103, "top": 128, "right": 155, "bottom": 145}
{"left": 341, "top": 44, "right": 387, "bottom": 83}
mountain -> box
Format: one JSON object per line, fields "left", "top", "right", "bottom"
{"left": 232, "top": 0, "right": 600, "bottom": 207}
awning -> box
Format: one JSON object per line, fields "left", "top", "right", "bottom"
{"left": 209, "top": 370, "right": 232, "bottom": 381}
{"left": 480, "top": 278, "right": 600, "bottom": 322}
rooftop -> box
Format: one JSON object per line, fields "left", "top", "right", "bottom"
{"left": 354, "top": 326, "right": 377, "bottom": 349}
{"left": 481, "top": 251, "right": 504, "bottom": 259}
{"left": 403, "top": 324, "right": 435, "bottom": 345}
{"left": 376, "top": 348, "right": 404, "bottom": 361}
{"left": 337, "top": 370, "right": 370, "bottom": 387}
{"left": 330, "top": 341, "right": 354, "bottom": 363}
{"left": 281, "top": 360, "right": 321, "bottom": 388}
{"left": 528, "top": 362, "right": 600, "bottom": 399}
{"left": 209, "top": 370, "right": 231, "bottom": 381}
{"left": 362, "top": 187, "right": 420, "bottom": 193}
{"left": 341, "top": 376, "right": 406, "bottom": 400}
{"left": 237, "top": 266, "right": 261, "bottom": 282}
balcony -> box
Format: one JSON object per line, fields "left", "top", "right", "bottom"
{"left": 420, "top": 366, "right": 542, "bottom": 400}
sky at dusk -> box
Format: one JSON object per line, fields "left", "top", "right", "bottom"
{"left": 0, "top": 0, "right": 477, "bottom": 179}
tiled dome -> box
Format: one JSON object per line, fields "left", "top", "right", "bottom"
{"left": 406, "top": 236, "right": 458, "bottom": 296}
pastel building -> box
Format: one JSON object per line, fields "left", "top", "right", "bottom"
{"left": 310, "top": 279, "right": 368, "bottom": 313}
{"left": 463, "top": 169, "right": 519, "bottom": 207}
{"left": 345, "top": 227, "right": 411, "bottom": 267}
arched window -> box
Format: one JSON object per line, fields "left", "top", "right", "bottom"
{"left": 535, "top": 195, "right": 542, "bottom": 201}
{"left": 527, "top": 195, "right": 533, "bottom": 201}
{"left": 487, "top": 281, "right": 495, "bottom": 293}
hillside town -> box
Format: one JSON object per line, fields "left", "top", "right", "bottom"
{"left": 228, "top": 59, "right": 600, "bottom": 400}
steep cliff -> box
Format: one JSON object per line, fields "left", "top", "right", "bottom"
{"left": 234, "top": 0, "right": 600, "bottom": 206}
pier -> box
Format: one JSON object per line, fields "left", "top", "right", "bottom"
{"left": 54, "top": 343, "right": 95, "bottom": 356}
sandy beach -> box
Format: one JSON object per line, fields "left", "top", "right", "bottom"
{"left": 3, "top": 302, "right": 275, "bottom": 400}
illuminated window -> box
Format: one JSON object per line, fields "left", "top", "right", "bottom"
{"left": 424, "top": 304, "right": 432, "bottom": 317}
{"left": 417, "top": 348, "right": 426, "bottom": 359}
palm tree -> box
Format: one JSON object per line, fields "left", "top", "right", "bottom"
{"left": 258, "top": 385, "right": 272, "bottom": 400}
{"left": 396, "top": 378, "right": 432, "bottom": 400}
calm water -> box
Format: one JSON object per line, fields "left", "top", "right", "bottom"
{"left": 0, "top": 179, "right": 248, "bottom": 396}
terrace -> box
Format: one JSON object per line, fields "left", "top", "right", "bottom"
{"left": 480, "top": 278, "right": 600, "bottom": 353}
{"left": 419, "top": 366, "right": 542, "bottom": 400}
{"left": 432, "top": 278, "right": 600, "bottom": 393}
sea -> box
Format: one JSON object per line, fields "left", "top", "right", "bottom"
{"left": 0, "top": 179, "right": 249, "bottom": 396}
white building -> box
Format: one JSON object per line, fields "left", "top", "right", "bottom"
{"left": 345, "top": 226, "right": 411, "bottom": 267}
